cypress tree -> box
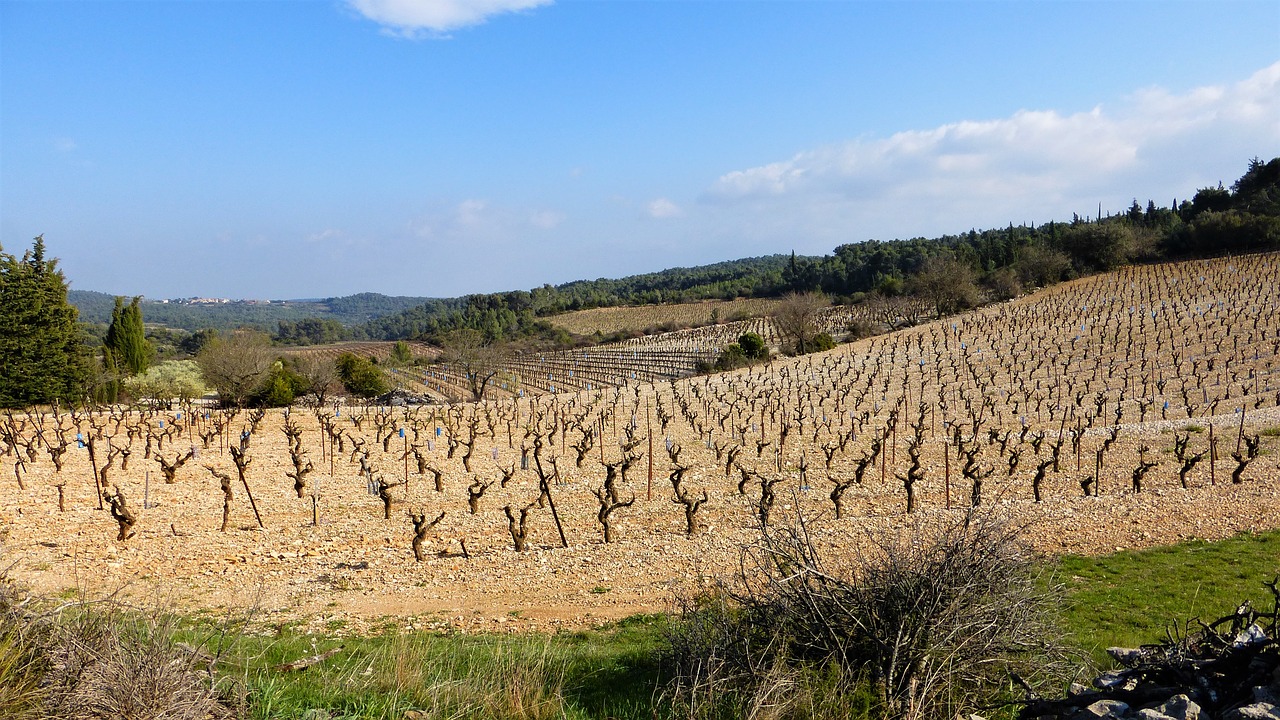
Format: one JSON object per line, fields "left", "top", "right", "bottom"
{"left": 0, "top": 236, "right": 86, "bottom": 407}
{"left": 101, "top": 296, "right": 126, "bottom": 403}
{"left": 104, "top": 295, "right": 152, "bottom": 376}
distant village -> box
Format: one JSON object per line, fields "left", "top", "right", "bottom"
{"left": 157, "top": 297, "right": 284, "bottom": 305}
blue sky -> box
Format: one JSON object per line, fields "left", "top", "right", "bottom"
{"left": 2, "top": 1, "right": 1277, "bottom": 300}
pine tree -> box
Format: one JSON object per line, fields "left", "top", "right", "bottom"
{"left": 0, "top": 236, "right": 86, "bottom": 407}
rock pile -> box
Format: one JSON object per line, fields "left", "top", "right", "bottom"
{"left": 1021, "top": 586, "right": 1280, "bottom": 720}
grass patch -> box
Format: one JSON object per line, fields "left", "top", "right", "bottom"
{"left": 178, "top": 614, "right": 665, "bottom": 720}
{"left": 1050, "top": 529, "right": 1280, "bottom": 666}
{"left": 10, "top": 532, "right": 1279, "bottom": 719}
{"left": 1261, "top": 425, "right": 1280, "bottom": 437}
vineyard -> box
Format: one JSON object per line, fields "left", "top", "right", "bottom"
{"left": 280, "top": 340, "right": 440, "bottom": 364}
{"left": 548, "top": 297, "right": 785, "bottom": 336}
{"left": 2, "top": 252, "right": 1279, "bottom": 633}
{"left": 411, "top": 298, "right": 927, "bottom": 402}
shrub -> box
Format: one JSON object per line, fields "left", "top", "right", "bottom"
{"left": 713, "top": 343, "right": 750, "bottom": 372}
{"left": 337, "top": 353, "right": 389, "bottom": 398}
{"left": 662, "top": 510, "right": 1072, "bottom": 720}
{"left": 847, "top": 319, "right": 877, "bottom": 340}
{"left": 738, "top": 332, "right": 769, "bottom": 361}
{"left": 810, "top": 332, "right": 836, "bottom": 352}
{"left": 249, "top": 361, "right": 308, "bottom": 407}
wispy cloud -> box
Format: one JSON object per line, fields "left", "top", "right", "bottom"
{"left": 411, "top": 198, "right": 563, "bottom": 241}
{"left": 646, "top": 197, "right": 683, "bottom": 219}
{"left": 52, "top": 137, "right": 78, "bottom": 153}
{"left": 703, "top": 62, "right": 1280, "bottom": 241}
{"left": 307, "top": 228, "right": 343, "bottom": 243}
{"left": 347, "top": 0, "right": 552, "bottom": 37}
{"left": 529, "top": 209, "right": 565, "bottom": 229}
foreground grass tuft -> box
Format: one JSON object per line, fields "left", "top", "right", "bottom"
{"left": 186, "top": 615, "right": 664, "bottom": 720}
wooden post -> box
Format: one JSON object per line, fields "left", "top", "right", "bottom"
{"left": 646, "top": 401, "right": 653, "bottom": 502}
{"left": 1209, "top": 424, "right": 1217, "bottom": 486}
{"left": 242, "top": 475, "right": 264, "bottom": 529}
{"left": 542, "top": 479, "right": 569, "bottom": 548}
{"left": 943, "top": 441, "right": 950, "bottom": 509}
{"left": 88, "top": 437, "right": 102, "bottom": 510}
{"left": 1095, "top": 449, "right": 1103, "bottom": 496}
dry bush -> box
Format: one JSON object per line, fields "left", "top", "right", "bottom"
{"left": 0, "top": 551, "right": 241, "bottom": 720}
{"left": 663, "top": 508, "right": 1074, "bottom": 720}
{"left": 0, "top": 560, "right": 48, "bottom": 720}
{"left": 38, "top": 604, "right": 241, "bottom": 720}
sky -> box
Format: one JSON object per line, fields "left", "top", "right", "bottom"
{"left": 1, "top": 1, "right": 1278, "bottom": 301}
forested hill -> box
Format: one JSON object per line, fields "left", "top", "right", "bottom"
{"left": 69, "top": 254, "right": 804, "bottom": 337}
{"left": 68, "top": 291, "right": 438, "bottom": 331}
{"left": 70, "top": 156, "right": 1279, "bottom": 346}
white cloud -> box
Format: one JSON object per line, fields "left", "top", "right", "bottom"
{"left": 704, "top": 62, "right": 1280, "bottom": 242}
{"left": 647, "top": 197, "right": 683, "bottom": 219}
{"left": 307, "top": 228, "right": 343, "bottom": 243}
{"left": 529, "top": 209, "right": 565, "bottom": 229}
{"left": 347, "top": 0, "right": 552, "bottom": 37}
{"left": 410, "top": 198, "right": 561, "bottom": 244}
{"left": 52, "top": 137, "right": 78, "bottom": 153}
{"left": 455, "top": 198, "right": 488, "bottom": 227}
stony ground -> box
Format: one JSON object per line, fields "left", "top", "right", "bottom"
{"left": 3, "top": 403, "right": 1278, "bottom": 637}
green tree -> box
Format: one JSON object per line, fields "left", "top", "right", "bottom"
{"left": 0, "top": 236, "right": 86, "bottom": 408}
{"left": 738, "top": 332, "right": 769, "bottom": 361}
{"left": 389, "top": 340, "right": 414, "bottom": 366}
{"left": 104, "top": 295, "right": 153, "bottom": 379}
{"left": 336, "top": 353, "right": 389, "bottom": 398}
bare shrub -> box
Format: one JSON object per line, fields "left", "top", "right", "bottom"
{"left": 663, "top": 508, "right": 1072, "bottom": 720}
{"left": 38, "top": 606, "right": 241, "bottom": 720}
{"left": 0, "top": 563, "right": 240, "bottom": 720}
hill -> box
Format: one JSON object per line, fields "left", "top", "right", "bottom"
{"left": 67, "top": 290, "right": 438, "bottom": 332}
{"left": 67, "top": 157, "right": 1280, "bottom": 347}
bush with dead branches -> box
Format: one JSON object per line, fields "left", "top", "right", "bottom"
{"left": 662, "top": 508, "right": 1073, "bottom": 720}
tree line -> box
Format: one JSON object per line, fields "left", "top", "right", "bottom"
{"left": 5, "top": 157, "right": 1276, "bottom": 409}
{"left": 345, "top": 157, "right": 1280, "bottom": 344}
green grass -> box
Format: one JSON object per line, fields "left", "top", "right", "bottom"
{"left": 1049, "top": 529, "right": 1280, "bottom": 666}
{"left": 178, "top": 614, "right": 666, "bottom": 720}
{"left": 13, "top": 532, "right": 1277, "bottom": 719}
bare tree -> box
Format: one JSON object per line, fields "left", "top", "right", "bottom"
{"left": 438, "top": 329, "right": 509, "bottom": 401}
{"left": 771, "top": 292, "right": 828, "bottom": 355}
{"left": 195, "top": 330, "right": 275, "bottom": 408}
{"left": 293, "top": 355, "right": 340, "bottom": 406}
{"left": 908, "top": 255, "right": 981, "bottom": 318}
